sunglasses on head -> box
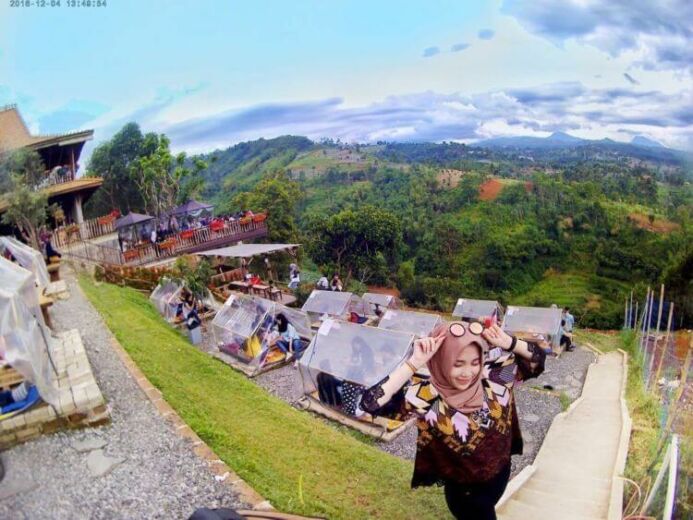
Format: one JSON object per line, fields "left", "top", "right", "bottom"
{"left": 449, "top": 321, "right": 484, "bottom": 337}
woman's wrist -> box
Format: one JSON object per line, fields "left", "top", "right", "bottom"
{"left": 407, "top": 355, "right": 425, "bottom": 371}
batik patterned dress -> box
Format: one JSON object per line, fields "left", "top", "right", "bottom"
{"left": 362, "top": 345, "right": 546, "bottom": 487}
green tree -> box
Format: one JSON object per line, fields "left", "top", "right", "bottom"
{"left": 0, "top": 149, "right": 45, "bottom": 189}
{"left": 167, "top": 256, "right": 214, "bottom": 307}
{"left": 1, "top": 177, "right": 55, "bottom": 251}
{"left": 129, "top": 134, "right": 208, "bottom": 216}
{"left": 85, "top": 123, "right": 151, "bottom": 217}
{"left": 305, "top": 205, "right": 401, "bottom": 285}
{"left": 233, "top": 170, "right": 302, "bottom": 243}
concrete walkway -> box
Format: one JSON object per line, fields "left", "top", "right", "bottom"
{"left": 497, "top": 351, "right": 631, "bottom": 520}
{"left": 0, "top": 269, "right": 248, "bottom": 520}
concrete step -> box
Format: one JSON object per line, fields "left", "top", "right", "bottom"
{"left": 533, "top": 461, "right": 614, "bottom": 484}
{"left": 511, "top": 486, "right": 608, "bottom": 518}
{"left": 532, "top": 449, "right": 615, "bottom": 479}
{"left": 497, "top": 496, "right": 604, "bottom": 520}
{"left": 522, "top": 476, "right": 610, "bottom": 504}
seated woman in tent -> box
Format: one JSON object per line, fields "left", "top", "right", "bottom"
{"left": 269, "top": 313, "right": 306, "bottom": 358}
{"left": 361, "top": 321, "right": 545, "bottom": 520}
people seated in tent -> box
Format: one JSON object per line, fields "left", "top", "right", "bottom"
{"left": 349, "top": 311, "right": 368, "bottom": 324}
{"left": 316, "top": 360, "right": 343, "bottom": 407}
{"left": 270, "top": 313, "right": 306, "bottom": 356}
{"left": 331, "top": 273, "right": 343, "bottom": 292}
{"left": 316, "top": 273, "right": 329, "bottom": 290}
{"left": 247, "top": 273, "right": 262, "bottom": 286}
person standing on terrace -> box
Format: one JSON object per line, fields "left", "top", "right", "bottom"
{"left": 361, "top": 322, "right": 546, "bottom": 520}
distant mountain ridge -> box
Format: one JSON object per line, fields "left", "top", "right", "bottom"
{"left": 475, "top": 131, "right": 672, "bottom": 151}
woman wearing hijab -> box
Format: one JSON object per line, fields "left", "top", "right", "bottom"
{"left": 361, "top": 321, "right": 546, "bottom": 520}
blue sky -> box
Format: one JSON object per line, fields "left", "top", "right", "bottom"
{"left": 1, "top": 0, "right": 691, "bottom": 156}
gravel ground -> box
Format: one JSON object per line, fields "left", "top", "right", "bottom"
{"left": 199, "top": 321, "right": 596, "bottom": 477}
{"left": 0, "top": 269, "right": 247, "bottom": 520}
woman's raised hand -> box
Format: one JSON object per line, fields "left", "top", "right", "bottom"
{"left": 409, "top": 333, "right": 446, "bottom": 369}
{"left": 481, "top": 324, "right": 513, "bottom": 350}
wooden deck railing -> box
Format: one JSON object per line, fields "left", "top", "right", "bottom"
{"left": 60, "top": 219, "right": 268, "bottom": 267}
{"left": 53, "top": 215, "right": 117, "bottom": 248}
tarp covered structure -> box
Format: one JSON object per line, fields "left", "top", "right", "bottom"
{"left": 362, "top": 293, "right": 401, "bottom": 314}
{"left": 115, "top": 212, "right": 155, "bottom": 246}
{"left": 114, "top": 212, "right": 154, "bottom": 230}
{"left": 501, "top": 305, "right": 563, "bottom": 349}
{"left": 0, "top": 257, "right": 58, "bottom": 405}
{"left": 197, "top": 243, "right": 300, "bottom": 258}
{"left": 301, "top": 290, "right": 369, "bottom": 322}
{"left": 0, "top": 236, "right": 50, "bottom": 289}
{"left": 298, "top": 319, "right": 413, "bottom": 418}
{"left": 149, "top": 280, "right": 218, "bottom": 324}
{"left": 165, "top": 199, "right": 213, "bottom": 217}
{"left": 452, "top": 298, "right": 503, "bottom": 321}
{"left": 378, "top": 309, "right": 442, "bottom": 338}
{"left": 212, "top": 294, "right": 312, "bottom": 373}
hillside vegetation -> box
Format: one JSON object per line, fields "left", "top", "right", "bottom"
{"left": 86, "top": 128, "right": 693, "bottom": 328}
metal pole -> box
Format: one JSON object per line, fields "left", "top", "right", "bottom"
{"left": 643, "top": 289, "right": 655, "bottom": 382}
{"left": 639, "top": 287, "right": 651, "bottom": 353}
{"left": 634, "top": 301, "right": 638, "bottom": 331}
{"left": 629, "top": 290, "right": 634, "bottom": 329}
{"left": 653, "top": 303, "right": 674, "bottom": 392}
{"left": 648, "top": 285, "right": 666, "bottom": 386}
{"left": 624, "top": 297, "right": 628, "bottom": 329}
{"left": 663, "top": 435, "right": 679, "bottom": 520}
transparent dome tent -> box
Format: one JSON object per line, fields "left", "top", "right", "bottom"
{"left": 0, "top": 257, "right": 59, "bottom": 406}
{"left": 378, "top": 309, "right": 442, "bottom": 338}
{"left": 0, "top": 236, "right": 50, "bottom": 289}
{"left": 452, "top": 298, "right": 503, "bottom": 322}
{"left": 362, "top": 293, "right": 401, "bottom": 315}
{"left": 297, "top": 319, "right": 416, "bottom": 440}
{"left": 149, "top": 280, "right": 219, "bottom": 325}
{"left": 501, "top": 305, "right": 563, "bottom": 351}
{"left": 212, "top": 294, "right": 312, "bottom": 376}
{"left": 301, "top": 290, "right": 369, "bottom": 324}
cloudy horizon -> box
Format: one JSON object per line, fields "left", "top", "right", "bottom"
{"left": 1, "top": 0, "right": 691, "bottom": 157}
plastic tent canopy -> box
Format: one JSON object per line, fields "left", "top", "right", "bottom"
{"left": 212, "top": 294, "right": 311, "bottom": 368}
{"left": 149, "top": 280, "right": 218, "bottom": 324}
{"left": 452, "top": 298, "right": 502, "bottom": 321}
{"left": 299, "top": 319, "right": 414, "bottom": 393}
{"left": 149, "top": 281, "right": 182, "bottom": 323}
{"left": 378, "top": 309, "right": 442, "bottom": 338}
{"left": 362, "top": 293, "right": 401, "bottom": 313}
{"left": 0, "top": 236, "right": 50, "bottom": 289}
{"left": 0, "top": 257, "right": 58, "bottom": 405}
{"left": 501, "top": 306, "right": 563, "bottom": 346}
{"left": 301, "top": 290, "right": 368, "bottom": 320}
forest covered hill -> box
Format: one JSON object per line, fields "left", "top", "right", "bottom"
{"left": 85, "top": 126, "right": 693, "bottom": 328}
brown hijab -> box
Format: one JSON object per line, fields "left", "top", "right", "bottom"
{"left": 427, "top": 321, "right": 489, "bottom": 413}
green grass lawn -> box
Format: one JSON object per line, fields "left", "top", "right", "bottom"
{"left": 79, "top": 276, "right": 449, "bottom": 519}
